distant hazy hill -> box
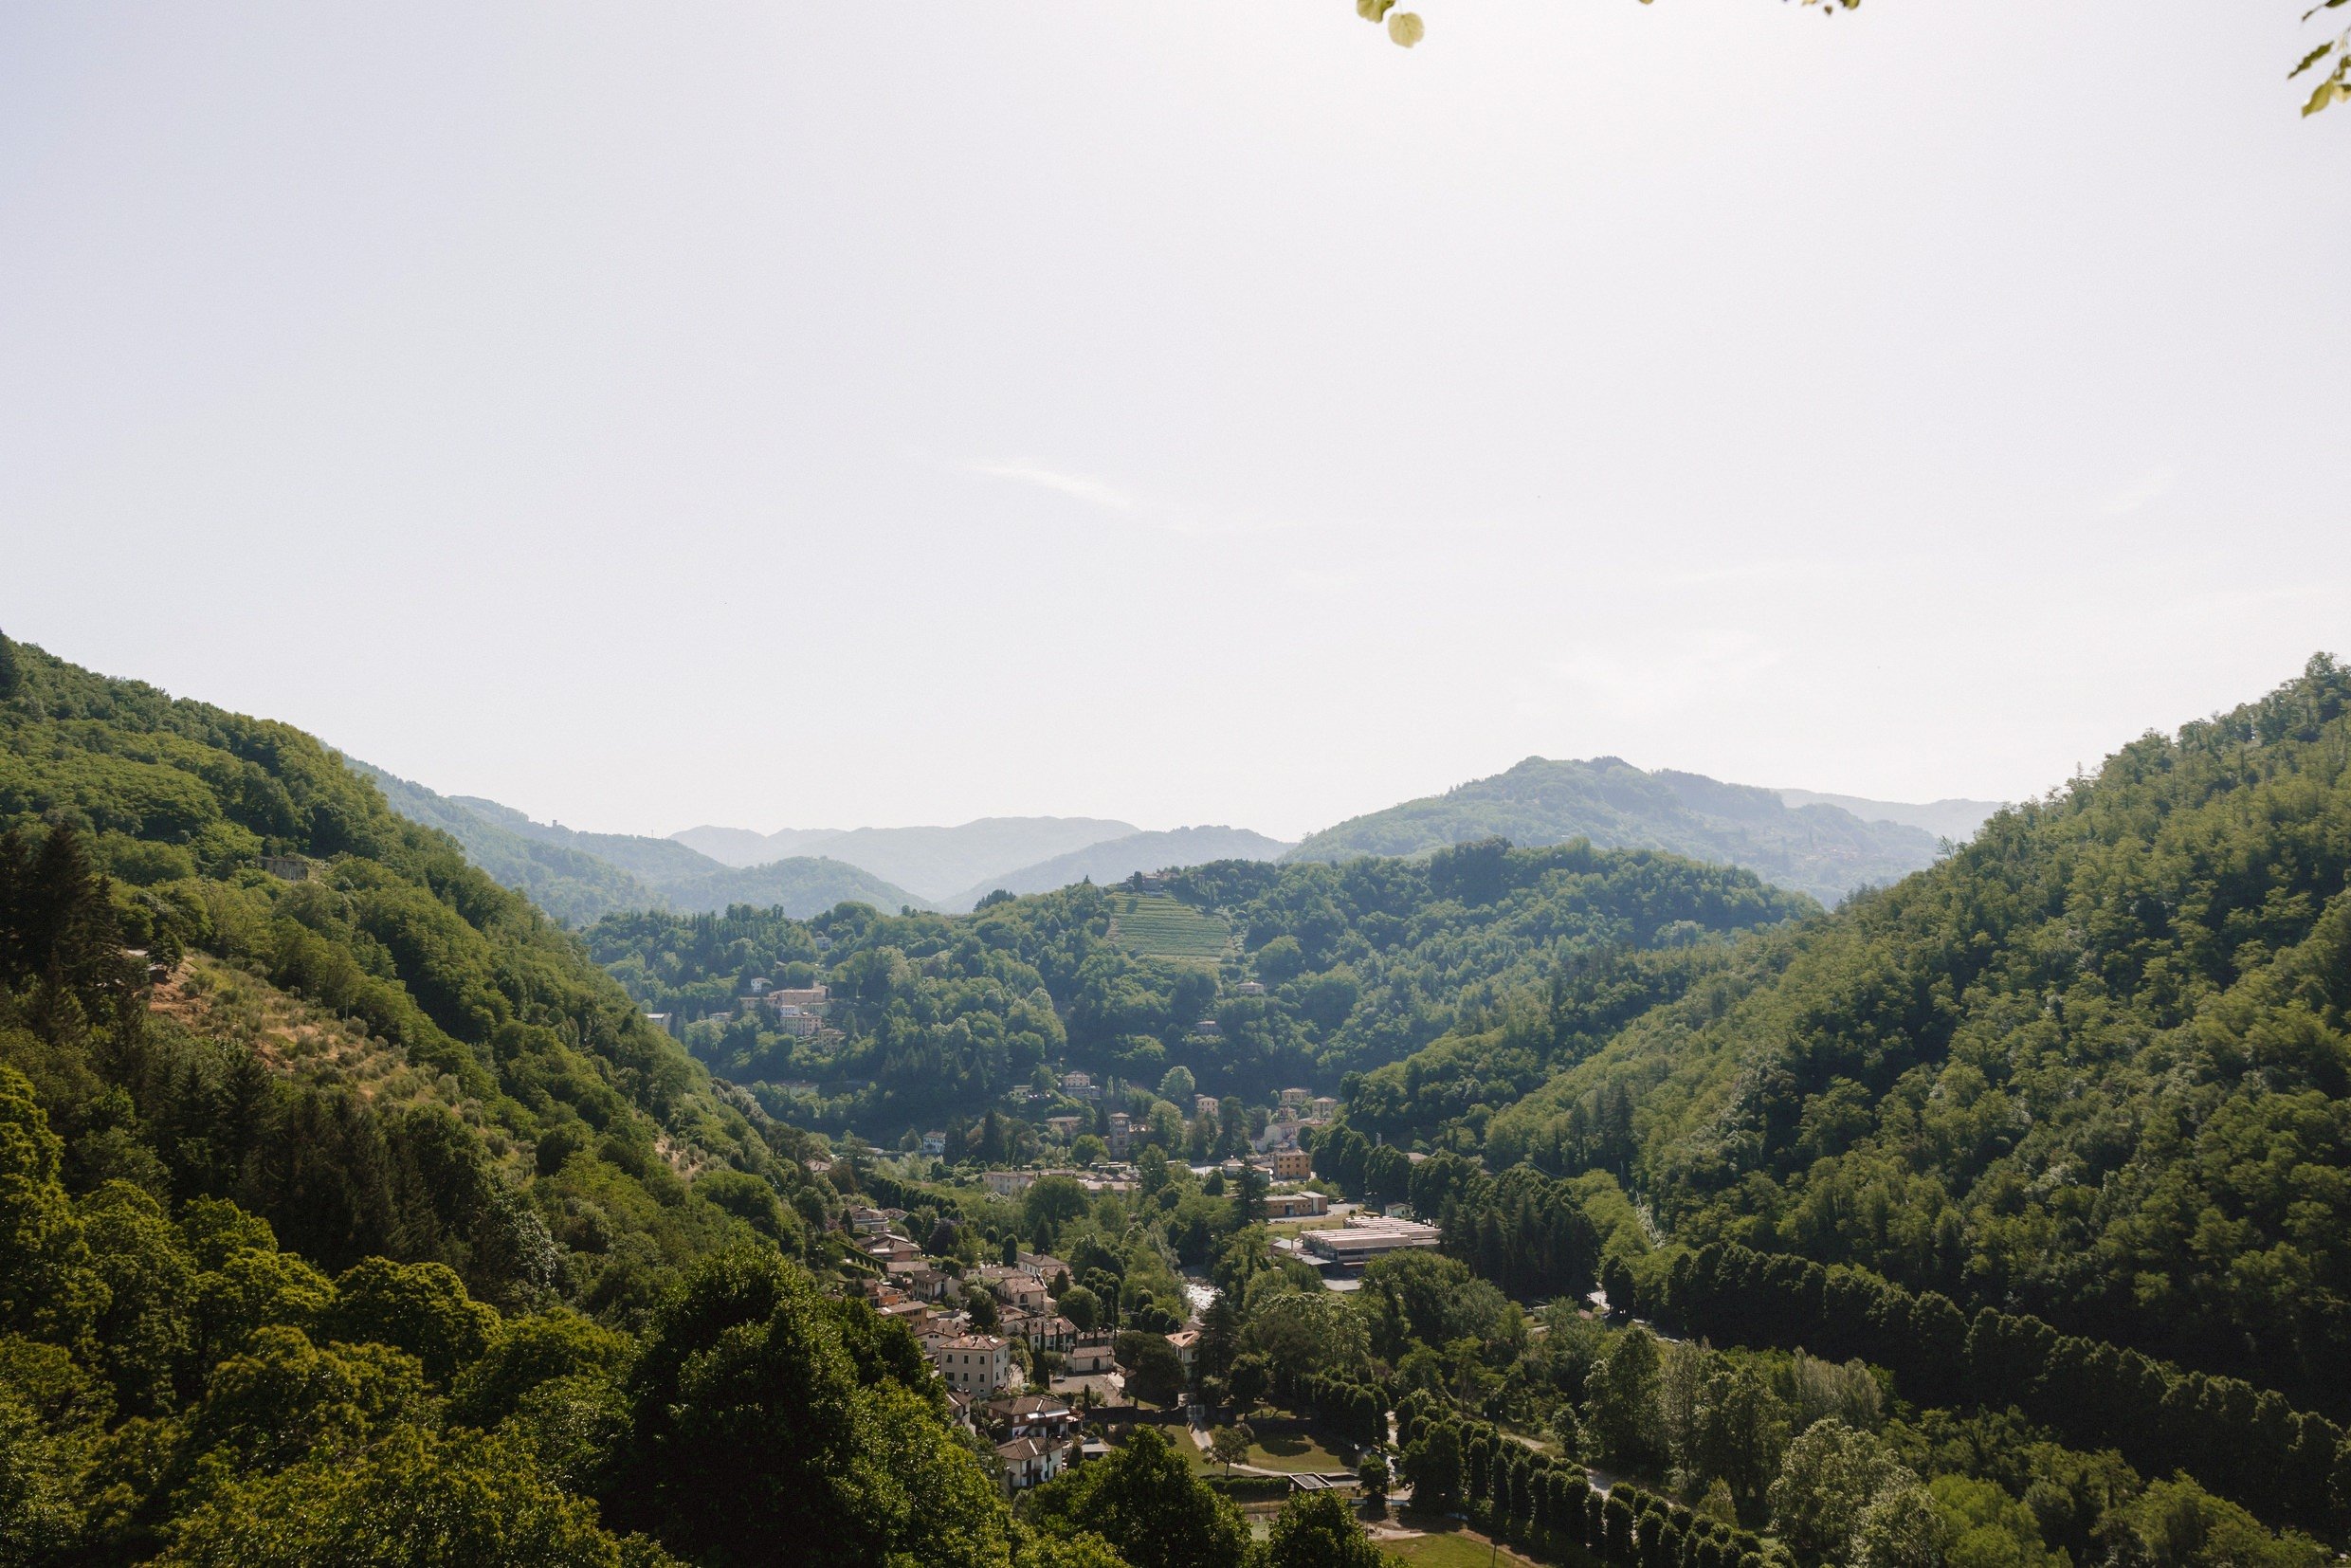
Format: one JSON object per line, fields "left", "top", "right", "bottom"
{"left": 355, "top": 764, "right": 923, "bottom": 921}
{"left": 1287, "top": 757, "right": 1945, "bottom": 905}
{"left": 671, "top": 815, "right": 1138, "bottom": 903}
{"left": 948, "top": 825, "right": 1296, "bottom": 909}
{"left": 1774, "top": 788, "right": 2002, "bottom": 844}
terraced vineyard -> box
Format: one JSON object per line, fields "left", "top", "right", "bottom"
{"left": 1105, "top": 892, "right": 1232, "bottom": 963}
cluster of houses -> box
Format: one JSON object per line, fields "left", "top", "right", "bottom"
{"left": 968, "top": 1150, "right": 1329, "bottom": 1221}
{"left": 641, "top": 980, "right": 840, "bottom": 1042}
{"left": 843, "top": 1215, "right": 1121, "bottom": 1494}
{"left": 957, "top": 1079, "right": 1341, "bottom": 1167}
{"left": 755, "top": 980, "right": 832, "bottom": 1039}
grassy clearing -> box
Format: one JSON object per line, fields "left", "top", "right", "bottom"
{"left": 1191, "top": 1422, "right": 1355, "bottom": 1478}
{"left": 1105, "top": 893, "right": 1231, "bottom": 962}
{"left": 1376, "top": 1520, "right": 1544, "bottom": 1566}
{"left": 1244, "top": 1430, "right": 1352, "bottom": 1473}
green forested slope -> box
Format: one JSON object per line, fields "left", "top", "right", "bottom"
{"left": 0, "top": 632, "right": 1076, "bottom": 1565}
{"left": 0, "top": 652, "right": 1416, "bottom": 1568}
{"left": 1290, "top": 757, "right": 1948, "bottom": 905}
{"left": 352, "top": 761, "right": 670, "bottom": 924}
{"left": 1463, "top": 656, "right": 2351, "bottom": 1411}
{"left": 583, "top": 839, "right": 1813, "bottom": 1133}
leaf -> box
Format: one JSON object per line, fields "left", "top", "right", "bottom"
{"left": 2290, "top": 42, "right": 2335, "bottom": 79}
{"left": 1357, "top": 0, "right": 1394, "bottom": 21}
{"left": 2303, "top": 75, "right": 2347, "bottom": 115}
{"left": 1388, "top": 9, "right": 1425, "bottom": 46}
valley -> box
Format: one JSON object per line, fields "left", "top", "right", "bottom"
{"left": 3, "top": 629, "right": 2344, "bottom": 1568}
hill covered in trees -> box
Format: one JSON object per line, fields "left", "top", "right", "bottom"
{"left": 584, "top": 839, "right": 1813, "bottom": 1134}
{"left": 9, "top": 627, "right": 2346, "bottom": 1565}
{"left": 1291, "top": 757, "right": 1955, "bottom": 906}
{"left": 1345, "top": 656, "right": 2351, "bottom": 1422}
{"left": 0, "top": 631, "right": 1071, "bottom": 1564}
{"left": 357, "top": 764, "right": 924, "bottom": 924}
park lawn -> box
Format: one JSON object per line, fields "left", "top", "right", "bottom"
{"left": 1379, "top": 1522, "right": 1543, "bottom": 1567}
{"left": 1246, "top": 1430, "right": 1352, "bottom": 1473}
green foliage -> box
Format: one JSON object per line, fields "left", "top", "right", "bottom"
{"left": 1354, "top": 3, "right": 2343, "bottom": 121}
{"left": 606, "top": 1243, "right": 1010, "bottom": 1566}
{"left": 1024, "top": 1425, "right": 1248, "bottom": 1568}
{"left": 157, "top": 1425, "right": 676, "bottom": 1567}
{"left": 0, "top": 1380, "right": 81, "bottom": 1565}
{"left": 1400, "top": 1417, "right": 1461, "bottom": 1511}
{"left": 2105, "top": 1475, "right": 2332, "bottom": 1568}
{"left": 447, "top": 1310, "right": 629, "bottom": 1431}
{"left": 1486, "top": 657, "right": 2351, "bottom": 1415}
{"left": 1340, "top": 940, "right": 1731, "bottom": 1153}
{"left": 1263, "top": 1489, "right": 1383, "bottom": 1566}
{"left": 1635, "top": 1226, "right": 2347, "bottom": 1530}
{"left": 1583, "top": 1323, "right": 1666, "bottom": 1468}
{"left": 325, "top": 1257, "right": 500, "bottom": 1388}
{"left": 2295, "top": 12, "right": 2351, "bottom": 119}
{"left": 1770, "top": 1418, "right": 1910, "bottom": 1564}
{"left": 0, "top": 1066, "right": 101, "bottom": 1353}
{"left": 0, "top": 641, "right": 1041, "bottom": 1566}
{"left": 1115, "top": 1330, "right": 1185, "bottom": 1406}
{"left": 585, "top": 836, "right": 1804, "bottom": 1131}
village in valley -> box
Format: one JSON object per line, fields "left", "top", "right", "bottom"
{"left": 827, "top": 1070, "right": 1447, "bottom": 1504}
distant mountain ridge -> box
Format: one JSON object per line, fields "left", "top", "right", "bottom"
{"left": 671, "top": 815, "right": 1139, "bottom": 903}
{"left": 369, "top": 762, "right": 1993, "bottom": 924}
{"left": 1287, "top": 757, "right": 1956, "bottom": 905}
{"left": 1773, "top": 788, "right": 2001, "bottom": 844}
{"left": 354, "top": 764, "right": 924, "bottom": 922}
{"left": 948, "top": 825, "right": 1295, "bottom": 909}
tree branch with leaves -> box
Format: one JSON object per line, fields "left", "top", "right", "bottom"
{"left": 1346, "top": 0, "right": 2351, "bottom": 119}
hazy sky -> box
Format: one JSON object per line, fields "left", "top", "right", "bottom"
{"left": 5, "top": 2, "right": 2346, "bottom": 841}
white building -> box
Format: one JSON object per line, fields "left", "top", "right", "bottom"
{"left": 995, "top": 1435, "right": 1067, "bottom": 1493}
{"left": 930, "top": 1333, "right": 1016, "bottom": 1397}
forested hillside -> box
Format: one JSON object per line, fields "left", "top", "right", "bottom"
{"left": 358, "top": 763, "right": 923, "bottom": 923}
{"left": 1292, "top": 757, "right": 1951, "bottom": 905}
{"left": 1340, "top": 657, "right": 2351, "bottom": 1426}
{"left": 0, "top": 633, "right": 1058, "bottom": 1564}
{"left": 585, "top": 839, "right": 1812, "bottom": 1134}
